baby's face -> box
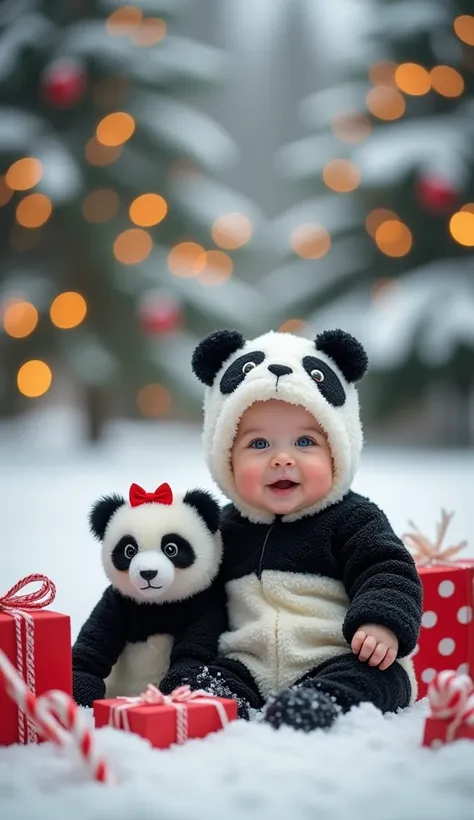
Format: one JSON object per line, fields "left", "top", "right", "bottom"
{"left": 231, "top": 399, "right": 333, "bottom": 516}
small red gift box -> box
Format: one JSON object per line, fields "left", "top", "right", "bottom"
{"left": 422, "top": 669, "right": 474, "bottom": 747}
{"left": 423, "top": 717, "right": 474, "bottom": 747}
{"left": 93, "top": 684, "right": 237, "bottom": 749}
{"left": 402, "top": 512, "right": 473, "bottom": 699}
{"left": 0, "top": 575, "right": 72, "bottom": 746}
{"left": 413, "top": 561, "right": 474, "bottom": 699}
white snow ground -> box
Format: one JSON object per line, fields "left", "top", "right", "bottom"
{"left": 1, "top": 407, "right": 474, "bottom": 820}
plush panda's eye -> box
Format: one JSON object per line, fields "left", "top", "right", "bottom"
{"left": 124, "top": 543, "right": 138, "bottom": 560}
{"left": 310, "top": 369, "right": 325, "bottom": 383}
{"left": 163, "top": 542, "right": 178, "bottom": 558}
{"left": 242, "top": 361, "right": 256, "bottom": 375}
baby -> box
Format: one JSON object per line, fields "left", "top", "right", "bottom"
{"left": 161, "top": 327, "right": 423, "bottom": 731}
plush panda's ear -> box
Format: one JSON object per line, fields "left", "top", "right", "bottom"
{"left": 183, "top": 489, "right": 221, "bottom": 534}
{"left": 89, "top": 494, "right": 125, "bottom": 541}
{"left": 191, "top": 329, "right": 246, "bottom": 387}
{"left": 315, "top": 329, "right": 368, "bottom": 384}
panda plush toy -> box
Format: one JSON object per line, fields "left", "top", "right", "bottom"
{"left": 72, "top": 481, "right": 226, "bottom": 708}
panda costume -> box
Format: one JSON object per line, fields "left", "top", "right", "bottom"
{"left": 72, "top": 482, "right": 226, "bottom": 708}
{"left": 163, "top": 328, "right": 423, "bottom": 731}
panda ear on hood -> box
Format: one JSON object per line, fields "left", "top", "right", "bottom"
{"left": 315, "top": 329, "right": 368, "bottom": 384}
{"left": 183, "top": 489, "right": 221, "bottom": 534}
{"left": 89, "top": 494, "right": 125, "bottom": 541}
{"left": 192, "top": 329, "right": 246, "bottom": 387}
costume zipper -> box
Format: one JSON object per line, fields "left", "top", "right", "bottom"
{"left": 257, "top": 520, "right": 276, "bottom": 579}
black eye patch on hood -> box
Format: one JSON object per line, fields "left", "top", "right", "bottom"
{"left": 220, "top": 351, "right": 265, "bottom": 395}
{"left": 302, "top": 356, "right": 346, "bottom": 408}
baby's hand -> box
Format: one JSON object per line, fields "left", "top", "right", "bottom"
{"left": 351, "top": 623, "right": 399, "bottom": 670}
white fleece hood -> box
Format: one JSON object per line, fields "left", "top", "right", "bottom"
{"left": 191, "top": 328, "right": 369, "bottom": 524}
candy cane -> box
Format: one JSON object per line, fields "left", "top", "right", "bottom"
{"left": 428, "top": 670, "right": 474, "bottom": 742}
{"left": 427, "top": 670, "right": 474, "bottom": 719}
{"left": 0, "top": 650, "right": 112, "bottom": 785}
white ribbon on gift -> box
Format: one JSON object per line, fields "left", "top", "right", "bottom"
{"left": 108, "top": 684, "right": 230, "bottom": 744}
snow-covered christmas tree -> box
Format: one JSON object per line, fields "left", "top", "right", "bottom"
{"left": 262, "top": 0, "right": 474, "bottom": 444}
{"left": 0, "top": 0, "right": 269, "bottom": 439}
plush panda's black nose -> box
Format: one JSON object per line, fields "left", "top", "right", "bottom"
{"left": 140, "top": 569, "right": 158, "bottom": 580}
{"left": 268, "top": 364, "right": 293, "bottom": 378}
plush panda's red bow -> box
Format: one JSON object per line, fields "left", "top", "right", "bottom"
{"left": 129, "top": 482, "right": 173, "bottom": 507}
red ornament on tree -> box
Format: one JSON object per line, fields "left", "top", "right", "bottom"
{"left": 415, "top": 175, "right": 459, "bottom": 214}
{"left": 138, "top": 292, "right": 182, "bottom": 336}
{"left": 41, "top": 59, "right": 87, "bottom": 108}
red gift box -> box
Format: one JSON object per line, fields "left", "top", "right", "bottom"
{"left": 93, "top": 684, "right": 237, "bottom": 749}
{"left": 423, "top": 716, "right": 474, "bottom": 747}
{"left": 0, "top": 575, "right": 72, "bottom": 746}
{"left": 422, "top": 669, "right": 474, "bottom": 747}
{"left": 413, "top": 561, "right": 474, "bottom": 699}
{"left": 402, "top": 512, "right": 473, "bottom": 700}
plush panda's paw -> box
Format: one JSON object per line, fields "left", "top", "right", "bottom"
{"left": 262, "top": 686, "right": 339, "bottom": 732}
{"left": 73, "top": 671, "right": 106, "bottom": 708}
{"left": 194, "top": 668, "right": 253, "bottom": 719}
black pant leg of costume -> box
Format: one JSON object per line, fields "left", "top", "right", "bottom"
{"left": 263, "top": 652, "right": 411, "bottom": 732}
{"left": 295, "top": 651, "right": 412, "bottom": 714}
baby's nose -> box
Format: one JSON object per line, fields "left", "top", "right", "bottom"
{"left": 272, "top": 451, "right": 295, "bottom": 466}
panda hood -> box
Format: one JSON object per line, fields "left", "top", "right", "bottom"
{"left": 192, "top": 328, "right": 368, "bottom": 525}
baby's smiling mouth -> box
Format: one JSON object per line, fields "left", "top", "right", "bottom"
{"left": 268, "top": 479, "right": 299, "bottom": 491}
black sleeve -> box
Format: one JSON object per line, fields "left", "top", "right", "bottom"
{"left": 159, "top": 577, "right": 228, "bottom": 693}
{"left": 333, "top": 499, "right": 423, "bottom": 658}
{"left": 72, "top": 586, "right": 127, "bottom": 680}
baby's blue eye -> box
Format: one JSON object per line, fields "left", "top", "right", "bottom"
{"left": 249, "top": 438, "right": 269, "bottom": 449}
{"left": 296, "top": 436, "right": 315, "bottom": 447}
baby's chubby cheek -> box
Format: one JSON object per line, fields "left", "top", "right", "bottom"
{"left": 232, "top": 460, "right": 264, "bottom": 493}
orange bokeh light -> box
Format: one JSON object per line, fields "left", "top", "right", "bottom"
{"left": 129, "top": 193, "right": 168, "bottom": 227}
{"left": 96, "top": 112, "right": 135, "bottom": 147}
{"left": 168, "top": 242, "right": 207, "bottom": 278}
{"left": 136, "top": 383, "right": 172, "bottom": 418}
{"left": 211, "top": 213, "right": 253, "bottom": 250}
{"left": 375, "top": 220, "right": 413, "bottom": 257}
{"left": 50, "top": 292, "right": 87, "bottom": 329}
{"left": 0, "top": 176, "right": 14, "bottom": 207}
{"left": 454, "top": 15, "right": 474, "bottom": 46}
{"left": 2, "top": 300, "right": 38, "bottom": 338}
{"left": 114, "top": 229, "right": 153, "bottom": 264}
{"left": 368, "top": 61, "right": 397, "bottom": 85}
{"left": 430, "top": 66, "right": 464, "bottom": 97}
{"left": 85, "top": 138, "right": 122, "bottom": 166}
{"left": 394, "top": 63, "right": 431, "bottom": 95}
{"left": 17, "top": 360, "right": 52, "bottom": 398}
{"left": 291, "top": 224, "right": 331, "bottom": 259}
{"left": 131, "top": 18, "right": 167, "bottom": 46}
{"left": 197, "top": 251, "right": 233, "bottom": 286}
{"left": 6, "top": 158, "right": 42, "bottom": 191}
{"left": 106, "top": 6, "right": 142, "bottom": 35}
{"left": 82, "top": 189, "right": 120, "bottom": 223}
{"left": 278, "top": 319, "right": 307, "bottom": 334}
{"left": 323, "top": 159, "right": 361, "bottom": 192}
{"left": 449, "top": 212, "right": 474, "bottom": 246}
{"left": 365, "top": 208, "right": 399, "bottom": 237}
{"left": 366, "top": 86, "right": 406, "bottom": 120}
{"left": 16, "top": 194, "right": 52, "bottom": 228}
{"left": 331, "top": 113, "right": 372, "bottom": 144}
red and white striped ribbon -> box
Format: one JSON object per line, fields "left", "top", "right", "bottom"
{"left": 0, "top": 649, "right": 112, "bottom": 785}
{"left": 110, "top": 683, "right": 230, "bottom": 744}
{"left": 0, "top": 574, "right": 56, "bottom": 743}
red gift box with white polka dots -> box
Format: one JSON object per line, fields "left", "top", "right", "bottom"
{"left": 414, "top": 561, "right": 474, "bottom": 699}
